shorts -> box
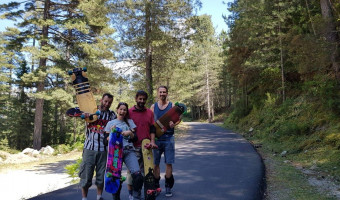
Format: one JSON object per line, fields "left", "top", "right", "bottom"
{"left": 153, "top": 135, "right": 175, "bottom": 165}
{"left": 79, "top": 149, "right": 107, "bottom": 188}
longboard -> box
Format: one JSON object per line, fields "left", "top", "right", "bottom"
{"left": 142, "top": 139, "right": 161, "bottom": 200}
{"left": 105, "top": 127, "right": 123, "bottom": 194}
{"left": 66, "top": 107, "right": 100, "bottom": 119}
{"left": 154, "top": 102, "right": 187, "bottom": 138}
{"left": 68, "top": 67, "right": 99, "bottom": 123}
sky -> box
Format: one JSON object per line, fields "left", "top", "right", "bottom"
{"left": 0, "top": 0, "right": 232, "bottom": 33}
{"left": 197, "top": 0, "right": 232, "bottom": 33}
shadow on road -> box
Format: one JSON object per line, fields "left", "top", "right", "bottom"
{"left": 29, "top": 122, "right": 265, "bottom": 200}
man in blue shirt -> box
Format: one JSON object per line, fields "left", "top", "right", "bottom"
{"left": 150, "top": 86, "right": 179, "bottom": 197}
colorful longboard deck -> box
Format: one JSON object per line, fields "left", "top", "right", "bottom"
{"left": 105, "top": 127, "right": 123, "bottom": 194}
{"left": 154, "top": 102, "right": 187, "bottom": 138}
{"left": 68, "top": 67, "right": 99, "bottom": 123}
{"left": 142, "top": 139, "right": 161, "bottom": 200}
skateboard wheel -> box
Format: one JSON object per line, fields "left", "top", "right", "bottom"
{"left": 68, "top": 70, "right": 73, "bottom": 75}
{"left": 83, "top": 67, "right": 87, "bottom": 72}
{"left": 147, "top": 190, "right": 153, "bottom": 195}
{"left": 156, "top": 188, "right": 161, "bottom": 192}
{"left": 95, "top": 110, "right": 101, "bottom": 115}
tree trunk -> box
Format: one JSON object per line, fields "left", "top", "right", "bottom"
{"left": 305, "top": 0, "right": 316, "bottom": 36}
{"left": 320, "top": 0, "right": 340, "bottom": 80}
{"left": 205, "top": 56, "right": 212, "bottom": 123}
{"left": 33, "top": 81, "right": 45, "bottom": 150}
{"left": 33, "top": 0, "right": 50, "bottom": 150}
{"left": 211, "top": 95, "right": 215, "bottom": 121}
{"left": 145, "top": 2, "right": 153, "bottom": 105}
{"left": 279, "top": 16, "right": 285, "bottom": 102}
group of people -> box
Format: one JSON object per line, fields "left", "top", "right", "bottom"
{"left": 78, "top": 86, "right": 178, "bottom": 200}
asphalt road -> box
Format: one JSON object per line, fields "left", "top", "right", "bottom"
{"left": 29, "top": 122, "right": 265, "bottom": 200}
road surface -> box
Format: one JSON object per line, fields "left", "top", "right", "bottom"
{"left": 30, "top": 122, "right": 265, "bottom": 200}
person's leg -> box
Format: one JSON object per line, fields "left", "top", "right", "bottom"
{"left": 126, "top": 147, "right": 141, "bottom": 200}
{"left": 95, "top": 151, "right": 107, "bottom": 199}
{"left": 126, "top": 170, "right": 133, "bottom": 199}
{"left": 165, "top": 164, "right": 173, "bottom": 178}
{"left": 153, "top": 140, "right": 163, "bottom": 180}
{"left": 164, "top": 137, "right": 175, "bottom": 197}
{"left": 81, "top": 187, "right": 88, "bottom": 199}
{"left": 79, "top": 149, "right": 96, "bottom": 199}
{"left": 125, "top": 149, "right": 143, "bottom": 200}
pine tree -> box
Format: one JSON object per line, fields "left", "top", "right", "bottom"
{"left": 108, "top": 0, "right": 200, "bottom": 103}
{"left": 0, "top": 0, "right": 116, "bottom": 149}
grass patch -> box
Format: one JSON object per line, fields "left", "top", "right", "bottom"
{"left": 175, "top": 122, "right": 190, "bottom": 139}
{"left": 223, "top": 93, "right": 340, "bottom": 199}
{"left": 0, "top": 151, "right": 81, "bottom": 172}
{"left": 259, "top": 146, "right": 336, "bottom": 200}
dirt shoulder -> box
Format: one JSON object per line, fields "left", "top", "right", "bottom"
{"left": 0, "top": 150, "right": 81, "bottom": 200}
{"left": 256, "top": 145, "right": 340, "bottom": 200}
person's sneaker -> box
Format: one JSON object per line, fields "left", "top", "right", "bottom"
{"left": 128, "top": 194, "right": 133, "bottom": 200}
{"left": 155, "top": 189, "right": 161, "bottom": 197}
{"left": 165, "top": 187, "right": 173, "bottom": 197}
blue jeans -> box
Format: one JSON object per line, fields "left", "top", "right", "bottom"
{"left": 123, "top": 148, "right": 140, "bottom": 173}
{"left": 153, "top": 135, "right": 175, "bottom": 165}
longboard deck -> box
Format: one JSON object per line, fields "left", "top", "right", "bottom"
{"left": 154, "top": 102, "right": 186, "bottom": 138}
{"left": 105, "top": 128, "right": 123, "bottom": 194}
{"left": 142, "top": 139, "right": 160, "bottom": 200}
{"left": 69, "top": 67, "right": 98, "bottom": 123}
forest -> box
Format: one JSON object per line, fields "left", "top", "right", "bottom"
{"left": 1, "top": 0, "right": 340, "bottom": 178}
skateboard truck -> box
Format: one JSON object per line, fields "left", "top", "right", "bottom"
{"left": 106, "top": 172, "right": 126, "bottom": 182}
{"left": 80, "top": 110, "right": 101, "bottom": 120}
{"left": 111, "top": 127, "right": 123, "bottom": 138}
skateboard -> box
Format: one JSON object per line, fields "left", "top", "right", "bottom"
{"left": 68, "top": 67, "right": 99, "bottom": 123}
{"left": 105, "top": 127, "right": 124, "bottom": 194}
{"left": 142, "top": 139, "right": 161, "bottom": 200}
{"left": 66, "top": 107, "right": 100, "bottom": 120}
{"left": 154, "top": 102, "right": 187, "bottom": 138}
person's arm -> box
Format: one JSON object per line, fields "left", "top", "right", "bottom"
{"left": 130, "top": 128, "right": 138, "bottom": 143}
{"left": 149, "top": 110, "right": 157, "bottom": 147}
{"left": 149, "top": 125, "right": 157, "bottom": 147}
{"left": 150, "top": 104, "right": 154, "bottom": 113}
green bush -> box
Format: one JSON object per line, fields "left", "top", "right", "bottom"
{"left": 65, "top": 158, "right": 82, "bottom": 181}
{"left": 53, "top": 144, "right": 72, "bottom": 155}
{"left": 72, "top": 141, "right": 84, "bottom": 151}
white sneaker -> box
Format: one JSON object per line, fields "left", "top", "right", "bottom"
{"left": 128, "top": 194, "right": 134, "bottom": 200}
{"left": 165, "top": 187, "right": 173, "bottom": 197}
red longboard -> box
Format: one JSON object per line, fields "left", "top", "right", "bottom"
{"left": 154, "top": 102, "right": 187, "bottom": 138}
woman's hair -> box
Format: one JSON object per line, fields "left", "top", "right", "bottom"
{"left": 116, "top": 102, "right": 131, "bottom": 127}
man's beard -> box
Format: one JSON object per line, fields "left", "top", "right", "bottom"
{"left": 160, "top": 95, "right": 166, "bottom": 101}
{"left": 100, "top": 104, "right": 108, "bottom": 111}
{"left": 137, "top": 102, "right": 145, "bottom": 108}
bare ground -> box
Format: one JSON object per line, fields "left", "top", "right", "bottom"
{"left": 0, "top": 150, "right": 81, "bottom": 200}
{"left": 259, "top": 148, "right": 340, "bottom": 200}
